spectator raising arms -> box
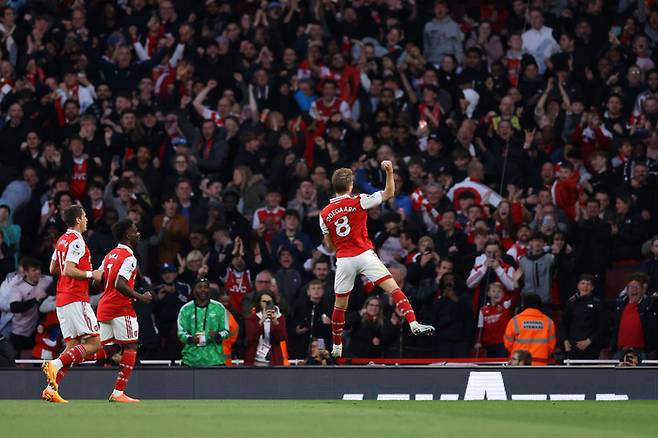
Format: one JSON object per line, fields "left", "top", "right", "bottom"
{"left": 0, "top": 0, "right": 656, "bottom": 367}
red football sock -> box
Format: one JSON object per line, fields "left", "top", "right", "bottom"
{"left": 331, "top": 306, "right": 346, "bottom": 346}
{"left": 391, "top": 288, "right": 417, "bottom": 323}
{"left": 114, "top": 349, "right": 137, "bottom": 392}
{"left": 84, "top": 349, "right": 108, "bottom": 361}
{"left": 55, "top": 366, "right": 69, "bottom": 385}
{"left": 58, "top": 344, "right": 87, "bottom": 367}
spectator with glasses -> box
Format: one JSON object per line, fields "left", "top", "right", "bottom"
{"left": 611, "top": 274, "right": 658, "bottom": 360}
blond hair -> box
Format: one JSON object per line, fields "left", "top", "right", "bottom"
{"left": 331, "top": 168, "right": 353, "bottom": 194}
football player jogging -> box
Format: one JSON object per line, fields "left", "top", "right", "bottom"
{"left": 42, "top": 205, "right": 104, "bottom": 403}
{"left": 320, "top": 161, "right": 435, "bottom": 357}
{"left": 97, "top": 219, "right": 152, "bottom": 402}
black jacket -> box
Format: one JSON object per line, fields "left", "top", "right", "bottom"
{"left": 426, "top": 293, "right": 473, "bottom": 344}
{"left": 611, "top": 212, "right": 646, "bottom": 260}
{"left": 642, "top": 258, "right": 658, "bottom": 296}
{"left": 611, "top": 295, "right": 658, "bottom": 353}
{"left": 576, "top": 218, "right": 611, "bottom": 275}
{"left": 288, "top": 297, "right": 332, "bottom": 359}
{"left": 345, "top": 312, "right": 396, "bottom": 358}
{"left": 560, "top": 292, "right": 608, "bottom": 348}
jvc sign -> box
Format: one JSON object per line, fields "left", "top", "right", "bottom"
{"left": 342, "top": 372, "right": 629, "bottom": 401}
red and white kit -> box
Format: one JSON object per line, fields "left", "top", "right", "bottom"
{"left": 478, "top": 296, "right": 514, "bottom": 347}
{"left": 97, "top": 244, "right": 139, "bottom": 345}
{"left": 51, "top": 229, "right": 99, "bottom": 342}
{"left": 320, "top": 191, "right": 390, "bottom": 294}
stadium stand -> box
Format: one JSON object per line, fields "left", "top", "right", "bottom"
{"left": 0, "top": 0, "right": 656, "bottom": 369}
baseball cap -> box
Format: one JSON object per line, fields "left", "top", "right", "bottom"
{"left": 161, "top": 263, "right": 177, "bottom": 273}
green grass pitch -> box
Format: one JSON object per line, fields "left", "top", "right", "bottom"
{"left": 1, "top": 400, "right": 656, "bottom": 438}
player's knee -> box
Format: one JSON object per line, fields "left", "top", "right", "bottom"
{"left": 379, "top": 278, "right": 399, "bottom": 294}
{"left": 84, "top": 336, "right": 101, "bottom": 352}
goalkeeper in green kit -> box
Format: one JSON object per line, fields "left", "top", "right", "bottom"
{"left": 177, "top": 277, "right": 230, "bottom": 366}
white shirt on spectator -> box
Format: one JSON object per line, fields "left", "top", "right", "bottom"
{"left": 522, "top": 26, "right": 559, "bottom": 74}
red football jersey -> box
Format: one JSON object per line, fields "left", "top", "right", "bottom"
{"left": 223, "top": 268, "right": 253, "bottom": 313}
{"left": 252, "top": 206, "right": 285, "bottom": 241}
{"left": 319, "top": 192, "right": 383, "bottom": 258}
{"left": 52, "top": 229, "right": 92, "bottom": 307}
{"left": 97, "top": 244, "right": 138, "bottom": 321}
{"left": 478, "top": 296, "right": 514, "bottom": 346}
{"left": 70, "top": 157, "right": 88, "bottom": 200}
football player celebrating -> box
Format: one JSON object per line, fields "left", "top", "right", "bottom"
{"left": 320, "top": 161, "right": 435, "bottom": 357}
{"left": 97, "top": 219, "right": 152, "bottom": 402}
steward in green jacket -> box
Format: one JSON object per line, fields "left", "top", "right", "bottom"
{"left": 177, "top": 277, "right": 229, "bottom": 366}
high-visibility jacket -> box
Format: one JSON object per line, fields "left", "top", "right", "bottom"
{"left": 504, "top": 308, "right": 556, "bottom": 365}
{"left": 222, "top": 312, "right": 239, "bottom": 366}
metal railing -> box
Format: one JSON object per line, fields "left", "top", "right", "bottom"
{"left": 15, "top": 358, "right": 306, "bottom": 366}
{"left": 15, "top": 358, "right": 658, "bottom": 367}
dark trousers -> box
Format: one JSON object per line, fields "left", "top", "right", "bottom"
{"left": 484, "top": 343, "right": 509, "bottom": 358}
{"left": 10, "top": 333, "right": 34, "bottom": 352}
{"left": 0, "top": 336, "right": 15, "bottom": 367}
{"left": 566, "top": 344, "right": 601, "bottom": 360}
{"left": 433, "top": 340, "right": 470, "bottom": 358}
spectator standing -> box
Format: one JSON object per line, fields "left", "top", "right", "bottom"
{"left": 522, "top": 9, "right": 559, "bottom": 74}
{"left": 423, "top": 1, "right": 464, "bottom": 66}
{"left": 504, "top": 294, "right": 556, "bottom": 365}
{"left": 244, "top": 291, "right": 288, "bottom": 366}
{"left": 475, "top": 282, "right": 515, "bottom": 358}
{"left": 345, "top": 296, "right": 395, "bottom": 358}
{"left": 217, "top": 290, "right": 239, "bottom": 366}
{"left": 467, "top": 240, "right": 515, "bottom": 312}
{"left": 289, "top": 279, "right": 332, "bottom": 359}
{"left": 426, "top": 273, "right": 473, "bottom": 358}
{"left": 153, "top": 263, "right": 191, "bottom": 359}
{"left": 611, "top": 274, "right": 658, "bottom": 360}
{"left": 561, "top": 274, "right": 608, "bottom": 360}
{"left": 576, "top": 198, "right": 611, "bottom": 294}
{"left": 0, "top": 205, "right": 20, "bottom": 264}
{"left": 271, "top": 209, "right": 313, "bottom": 270}
{"left": 153, "top": 196, "right": 189, "bottom": 266}
{"left": 610, "top": 194, "right": 646, "bottom": 261}
{"left": 177, "top": 277, "right": 230, "bottom": 367}
{"left": 8, "top": 257, "right": 52, "bottom": 357}
{"left": 516, "top": 233, "right": 555, "bottom": 310}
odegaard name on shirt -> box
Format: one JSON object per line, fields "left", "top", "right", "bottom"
{"left": 325, "top": 206, "right": 357, "bottom": 222}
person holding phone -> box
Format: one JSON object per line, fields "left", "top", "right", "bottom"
{"left": 305, "top": 337, "right": 333, "bottom": 365}
{"left": 244, "top": 291, "right": 287, "bottom": 366}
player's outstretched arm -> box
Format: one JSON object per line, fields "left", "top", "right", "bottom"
{"left": 380, "top": 160, "right": 395, "bottom": 201}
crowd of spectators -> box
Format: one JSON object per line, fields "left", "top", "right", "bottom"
{"left": 0, "top": 0, "right": 658, "bottom": 367}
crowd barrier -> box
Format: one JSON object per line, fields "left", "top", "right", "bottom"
{"left": 2, "top": 365, "right": 657, "bottom": 400}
